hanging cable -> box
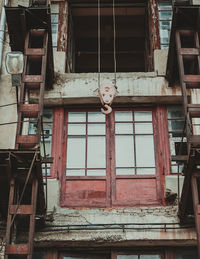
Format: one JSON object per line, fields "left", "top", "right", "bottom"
{"left": 112, "top": 0, "right": 117, "bottom": 87}
{"left": 97, "top": 0, "right": 101, "bottom": 89}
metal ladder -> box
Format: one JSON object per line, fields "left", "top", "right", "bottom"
{"left": 5, "top": 29, "right": 48, "bottom": 259}
{"left": 176, "top": 29, "right": 200, "bottom": 257}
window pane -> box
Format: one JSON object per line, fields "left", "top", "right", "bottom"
{"left": 33, "top": 252, "right": 45, "bottom": 259}
{"left": 51, "top": 3, "right": 59, "bottom": 13}
{"left": 115, "top": 135, "right": 134, "bottom": 167}
{"left": 87, "top": 136, "right": 106, "bottom": 168}
{"left": 68, "top": 112, "right": 86, "bottom": 122}
{"left": 117, "top": 255, "right": 138, "bottom": 259}
{"left": 67, "top": 136, "right": 86, "bottom": 168}
{"left": 66, "top": 169, "right": 85, "bottom": 176}
{"left": 135, "top": 123, "right": 153, "bottom": 134}
{"left": 88, "top": 112, "right": 105, "bottom": 122}
{"left": 43, "top": 109, "right": 53, "bottom": 122}
{"left": 159, "top": 11, "right": 172, "bottom": 20}
{"left": 115, "top": 111, "right": 133, "bottom": 121}
{"left": 87, "top": 169, "right": 106, "bottom": 176}
{"left": 116, "top": 168, "right": 135, "bottom": 175}
{"left": 40, "top": 139, "right": 51, "bottom": 157}
{"left": 167, "top": 108, "right": 184, "bottom": 119}
{"left": 51, "top": 14, "right": 59, "bottom": 23}
{"left": 135, "top": 135, "right": 155, "bottom": 167}
{"left": 115, "top": 123, "right": 133, "bottom": 134}
{"left": 140, "top": 256, "right": 161, "bottom": 259}
{"left": 158, "top": 2, "right": 172, "bottom": 10}
{"left": 137, "top": 168, "right": 156, "bottom": 175}
{"left": 88, "top": 124, "right": 105, "bottom": 135}
{"left": 68, "top": 124, "right": 86, "bottom": 135}
{"left": 168, "top": 120, "right": 184, "bottom": 132}
{"left": 134, "top": 111, "right": 152, "bottom": 121}
{"left": 176, "top": 249, "right": 198, "bottom": 259}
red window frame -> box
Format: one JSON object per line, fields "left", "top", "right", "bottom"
{"left": 52, "top": 106, "right": 168, "bottom": 208}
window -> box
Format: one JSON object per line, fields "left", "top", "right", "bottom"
{"left": 158, "top": 1, "right": 172, "bottom": 49}
{"left": 67, "top": 3, "right": 150, "bottom": 72}
{"left": 167, "top": 106, "right": 186, "bottom": 174}
{"left": 51, "top": 3, "right": 59, "bottom": 51}
{"left": 176, "top": 249, "right": 198, "bottom": 259}
{"left": 61, "top": 108, "right": 162, "bottom": 207}
{"left": 29, "top": 109, "right": 53, "bottom": 176}
{"left": 115, "top": 254, "right": 162, "bottom": 259}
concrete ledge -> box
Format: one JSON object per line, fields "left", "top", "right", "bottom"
{"left": 31, "top": 72, "right": 184, "bottom": 106}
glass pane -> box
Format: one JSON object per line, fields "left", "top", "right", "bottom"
{"left": 68, "top": 124, "right": 86, "bottom": 135}
{"left": 87, "top": 136, "right": 106, "bottom": 168}
{"left": 135, "top": 123, "right": 153, "bottom": 134}
{"left": 33, "top": 252, "right": 45, "bottom": 259}
{"left": 135, "top": 135, "right": 155, "bottom": 167}
{"left": 167, "top": 107, "right": 184, "bottom": 119}
{"left": 42, "top": 165, "right": 50, "bottom": 176}
{"left": 115, "top": 123, "right": 133, "bottom": 134}
{"left": 88, "top": 124, "right": 105, "bottom": 135}
{"left": 168, "top": 120, "right": 184, "bottom": 132}
{"left": 115, "top": 111, "right": 133, "bottom": 121}
{"left": 40, "top": 140, "right": 51, "bottom": 157}
{"left": 66, "top": 169, "right": 85, "bottom": 176}
{"left": 137, "top": 168, "right": 156, "bottom": 175}
{"left": 68, "top": 112, "right": 86, "bottom": 122}
{"left": 159, "top": 21, "right": 171, "bottom": 44}
{"left": 43, "top": 109, "right": 53, "bottom": 122}
{"left": 134, "top": 111, "right": 152, "bottom": 121}
{"left": 116, "top": 168, "right": 135, "bottom": 175}
{"left": 117, "top": 255, "right": 138, "bottom": 259}
{"left": 67, "top": 136, "right": 86, "bottom": 168}
{"left": 158, "top": 2, "right": 172, "bottom": 10}
{"left": 115, "top": 135, "right": 134, "bottom": 167}
{"left": 159, "top": 11, "right": 172, "bottom": 20}
{"left": 29, "top": 122, "right": 37, "bottom": 134}
{"left": 176, "top": 249, "right": 198, "bottom": 259}
{"left": 88, "top": 112, "right": 105, "bottom": 122}
{"left": 51, "top": 14, "right": 59, "bottom": 23}
{"left": 140, "top": 256, "right": 161, "bottom": 259}
{"left": 42, "top": 123, "right": 52, "bottom": 135}
{"left": 50, "top": 3, "right": 59, "bottom": 13}
{"left": 87, "top": 169, "right": 106, "bottom": 176}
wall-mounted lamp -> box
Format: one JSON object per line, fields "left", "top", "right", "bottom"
{"left": 5, "top": 51, "right": 24, "bottom": 86}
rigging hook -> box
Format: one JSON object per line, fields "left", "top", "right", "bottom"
{"left": 101, "top": 104, "right": 112, "bottom": 115}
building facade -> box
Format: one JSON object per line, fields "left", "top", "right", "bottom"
{"left": 0, "top": 0, "right": 200, "bottom": 258}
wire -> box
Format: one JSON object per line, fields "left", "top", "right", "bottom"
{"left": 97, "top": 0, "right": 101, "bottom": 89}
{"left": 112, "top": 0, "right": 117, "bottom": 86}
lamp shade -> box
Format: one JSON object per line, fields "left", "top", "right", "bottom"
{"left": 5, "top": 51, "right": 24, "bottom": 74}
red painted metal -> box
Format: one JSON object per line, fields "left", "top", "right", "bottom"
{"left": 5, "top": 244, "right": 29, "bottom": 255}
{"left": 19, "top": 104, "right": 39, "bottom": 117}
{"left": 9, "top": 205, "right": 33, "bottom": 215}
{"left": 23, "top": 75, "right": 43, "bottom": 83}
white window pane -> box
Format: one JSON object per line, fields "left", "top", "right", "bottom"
{"left": 136, "top": 135, "right": 155, "bottom": 167}
{"left": 115, "top": 111, "right": 133, "bottom": 121}
{"left": 40, "top": 140, "right": 51, "bottom": 157}
{"left": 50, "top": 3, "right": 59, "bottom": 13}
{"left": 158, "top": 2, "right": 172, "bottom": 10}
{"left": 87, "top": 169, "right": 106, "bottom": 176}
{"left": 115, "top": 136, "right": 134, "bottom": 167}
{"left": 116, "top": 168, "right": 135, "bottom": 175}
{"left": 51, "top": 14, "right": 59, "bottom": 23}
{"left": 141, "top": 256, "right": 161, "bottom": 259}
{"left": 135, "top": 123, "right": 153, "bottom": 134}
{"left": 87, "top": 136, "right": 106, "bottom": 168}
{"left": 68, "top": 124, "right": 86, "bottom": 135}
{"left": 115, "top": 123, "right": 133, "bottom": 134}
{"left": 159, "top": 11, "right": 172, "bottom": 20}
{"left": 67, "top": 136, "right": 86, "bottom": 168}
{"left": 88, "top": 124, "right": 105, "bottom": 135}
{"left": 66, "top": 170, "right": 85, "bottom": 176}
{"left": 137, "top": 168, "right": 156, "bottom": 175}
{"left": 68, "top": 112, "right": 86, "bottom": 122}
{"left": 88, "top": 112, "right": 105, "bottom": 122}
{"left": 134, "top": 111, "right": 152, "bottom": 121}
{"left": 117, "top": 255, "right": 138, "bottom": 259}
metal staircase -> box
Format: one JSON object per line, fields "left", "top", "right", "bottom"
{"left": 175, "top": 28, "right": 200, "bottom": 257}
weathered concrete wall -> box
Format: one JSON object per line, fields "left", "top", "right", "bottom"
{"left": 154, "top": 49, "right": 168, "bottom": 76}
{"left": 31, "top": 72, "right": 184, "bottom": 105}
{"left": 35, "top": 206, "right": 196, "bottom": 247}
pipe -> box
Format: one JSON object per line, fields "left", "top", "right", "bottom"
{"left": 0, "top": 0, "right": 9, "bottom": 74}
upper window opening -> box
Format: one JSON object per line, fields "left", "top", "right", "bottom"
{"left": 68, "top": 3, "right": 148, "bottom": 72}
{"left": 158, "top": 1, "right": 172, "bottom": 49}
{"left": 51, "top": 3, "right": 59, "bottom": 51}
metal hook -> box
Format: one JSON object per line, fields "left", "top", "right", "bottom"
{"left": 101, "top": 104, "right": 112, "bottom": 115}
